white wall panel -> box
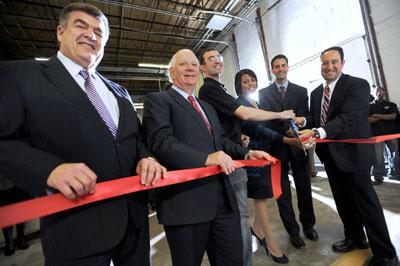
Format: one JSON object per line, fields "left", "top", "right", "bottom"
{"left": 368, "top": 0, "right": 400, "bottom": 104}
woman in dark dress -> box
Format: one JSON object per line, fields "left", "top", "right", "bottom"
{"left": 235, "top": 69, "right": 298, "bottom": 264}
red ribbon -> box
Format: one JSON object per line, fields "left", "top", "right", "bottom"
{"left": 314, "top": 133, "right": 400, "bottom": 144}
{"left": 0, "top": 159, "right": 281, "bottom": 228}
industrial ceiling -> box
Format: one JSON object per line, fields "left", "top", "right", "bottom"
{"left": 0, "top": 0, "right": 258, "bottom": 102}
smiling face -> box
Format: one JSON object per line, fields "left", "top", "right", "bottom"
{"left": 271, "top": 58, "right": 288, "bottom": 83}
{"left": 200, "top": 50, "right": 224, "bottom": 80}
{"left": 240, "top": 74, "right": 258, "bottom": 95}
{"left": 320, "top": 50, "right": 345, "bottom": 83}
{"left": 169, "top": 49, "right": 200, "bottom": 94}
{"left": 57, "top": 11, "right": 107, "bottom": 69}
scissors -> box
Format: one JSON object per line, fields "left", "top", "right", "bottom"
{"left": 289, "top": 119, "right": 307, "bottom": 156}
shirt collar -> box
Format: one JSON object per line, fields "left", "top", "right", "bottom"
{"left": 324, "top": 73, "right": 342, "bottom": 91}
{"left": 172, "top": 85, "right": 195, "bottom": 100}
{"left": 204, "top": 77, "right": 227, "bottom": 92}
{"left": 57, "top": 51, "right": 97, "bottom": 79}
{"left": 275, "top": 80, "right": 289, "bottom": 90}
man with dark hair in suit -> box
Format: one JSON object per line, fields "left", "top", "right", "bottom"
{"left": 0, "top": 3, "right": 166, "bottom": 265}
{"left": 143, "top": 49, "right": 273, "bottom": 266}
{"left": 258, "top": 54, "right": 317, "bottom": 249}
{"left": 298, "top": 46, "right": 398, "bottom": 266}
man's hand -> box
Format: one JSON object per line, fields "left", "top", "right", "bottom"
{"left": 368, "top": 116, "right": 380, "bottom": 123}
{"left": 295, "top": 117, "right": 306, "bottom": 127}
{"left": 241, "top": 134, "right": 250, "bottom": 148}
{"left": 136, "top": 158, "right": 167, "bottom": 186}
{"left": 299, "top": 129, "right": 316, "bottom": 138}
{"left": 47, "top": 163, "right": 97, "bottom": 200}
{"left": 248, "top": 150, "right": 275, "bottom": 161}
{"left": 279, "top": 110, "right": 295, "bottom": 120}
{"left": 205, "top": 151, "right": 235, "bottom": 175}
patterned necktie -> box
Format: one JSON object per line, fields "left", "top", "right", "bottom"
{"left": 79, "top": 70, "right": 118, "bottom": 137}
{"left": 320, "top": 85, "right": 330, "bottom": 126}
{"left": 188, "top": 95, "right": 213, "bottom": 136}
{"left": 279, "top": 86, "right": 286, "bottom": 100}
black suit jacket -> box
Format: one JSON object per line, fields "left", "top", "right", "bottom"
{"left": 0, "top": 57, "right": 151, "bottom": 259}
{"left": 258, "top": 82, "right": 309, "bottom": 160}
{"left": 143, "top": 89, "right": 247, "bottom": 225}
{"left": 305, "top": 74, "right": 374, "bottom": 172}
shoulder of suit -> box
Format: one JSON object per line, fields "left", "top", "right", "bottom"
{"left": 288, "top": 82, "right": 307, "bottom": 91}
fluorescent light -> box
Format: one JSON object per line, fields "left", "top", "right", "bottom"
{"left": 35, "top": 57, "right": 49, "bottom": 61}
{"left": 205, "top": 15, "right": 232, "bottom": 31}
{"left": 138, "top": 63, "right": 169, "bottom": 69}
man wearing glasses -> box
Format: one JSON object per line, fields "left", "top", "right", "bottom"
{"left": 199, "top": 48, "right": 295, "bottom": 266}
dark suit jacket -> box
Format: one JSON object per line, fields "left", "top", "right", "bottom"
{"left": 258, "top": 82, "right": 309, "bottom": 160}
{"left": 143, "top": 89, "right": 247, "bottom": 225}
{"left": 305, "top": 74, "right": 374, "bottom": 172}
{"left": 0, "top": 57, "right": 151, "bottom": 259}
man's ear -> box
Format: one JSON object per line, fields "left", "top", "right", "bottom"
{"left": 56, "top": 25, "right": 64, "bottom": 42}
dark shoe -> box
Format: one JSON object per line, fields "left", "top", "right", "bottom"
{"left": 364, "top": 255, "right": 399, "bottom": 266}
{"left": 16, "top": 238, "right": 29, "bottom": 250}
{"left": 389, "top": 175, "right": 400, "bottom": 181}
{"left": 289, "top": 235, "right": 305, "bottom": 248}
{"left": 251, "top": 227, "right": 289, "bottom": 264}
{"left": 4, "top": 245, "right": 15, "bottom": 256}
{"left": 250, "top": 227, "right": 265, "bottom": 247}
{"left": 373, "top": 180, "right": 384, "bottom": 185}
{"left": 303, "top": 228, "right": 318, "bottom": 241}
{"left": 332, "top": 238, "right": 369, "bottom": 253}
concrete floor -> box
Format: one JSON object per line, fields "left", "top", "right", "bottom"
{"left": 1, "top": 172, "right": 399, "bottom": 266}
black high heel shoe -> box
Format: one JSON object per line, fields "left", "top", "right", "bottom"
{"left": 250, "top": 227, "right": 289, "bottom": 264}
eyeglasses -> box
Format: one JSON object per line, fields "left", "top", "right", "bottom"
{"left": 204, "top": 54, "right": 223, "bottom": 64}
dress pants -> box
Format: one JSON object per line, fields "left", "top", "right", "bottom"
{"left": 164, "top": 179, "right": 243, "bottom": 266}
{"left": 323, "top": 152, "right": 396, "bottom": 259}
{"left": 45, "top": 214, "right": 150, "bottom": 266}
{"left": 277, "top": 154, "right": 315, "bottom": 236}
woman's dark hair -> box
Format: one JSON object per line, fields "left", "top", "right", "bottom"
{"left": 234, "top": 69, "right": 258, "bottom": 96}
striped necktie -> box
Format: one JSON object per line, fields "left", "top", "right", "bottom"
{"left": 188, "top": 95, "right": 213, "bottom": 136}
{"left": 320, "top": 85, "right": 330, "bottom": 126}
{"left": 79, "top": 70, "right": 118, "bottom": 137}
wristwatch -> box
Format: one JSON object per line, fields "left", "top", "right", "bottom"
{"left": 312, "top": 129, "right": 320, "bottom": 138}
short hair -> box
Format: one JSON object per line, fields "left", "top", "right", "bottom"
{"left": 376, "top": 86, "right": 386, "bottom": 92}
{"left": 321, "top": 46, "right": 344, "bottom": 61}
{"left": 200, "top": 47, "right": 219, "bottom": 64}
{"left": 167, "top": 49, "right": 199, "bottom": 81}
{"left": 271, "top": 54, "right": 288, "bottom": 68}
{"left": 59, "top": 3, "right": 110, "bottom": 39}
{"left": 234, "top": 69, "right": 258, "bottom": 96}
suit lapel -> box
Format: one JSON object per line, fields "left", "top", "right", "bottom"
{"left": 40, "top": 56, "right": 114, "bottom": 138}
{"left": 327, "top": 74, "right": 346, "bottom": 118}
{"left": 271, "top": 84, "right": 284, "bottom": 106}
{"left": 168, "top": 89, "right": 212, "bottom": 138}
{"left": 314, "top": 85, "right": 324, "bottom": 126}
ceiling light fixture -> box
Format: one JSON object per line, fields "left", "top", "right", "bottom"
{"left": 34, "top": 57, "right": 49, "bottom": 61}
{"left": 138, "top": 63, "right": 169, "bottom": 69}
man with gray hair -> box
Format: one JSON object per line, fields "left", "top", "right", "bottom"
{"left": 143, "top": 49, "right": 274, "bottom": 266}
{"left": 0, "top": 3, "right": 166, "bottom": 265}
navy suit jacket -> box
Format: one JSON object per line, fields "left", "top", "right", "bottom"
{"left": 306, "top": 74, "right": 374, "bottom": 172}
{"left": 143, "top": 89, "right": 247, "bottom": 225}
{"left": 0, "top": 56, "right": 151, "bottom": 259}
{"left": 258, "top": 82, "right": 309, "bottom": 160}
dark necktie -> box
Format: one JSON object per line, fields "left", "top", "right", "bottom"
{"left": 188, "top": 95, "right": 213, "bottom": 136}
{"left": 320, "top": 85, "right": 330, "bottom": 126}
{"left": 279, "top": 86, "right": 286, "bottom": 100}
{"left": 79, "top": 70, "right": 118, "bottom": 137}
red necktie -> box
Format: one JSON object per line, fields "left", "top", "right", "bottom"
{"left": 188, "top": 96, "right": 213, "bottom": 136}
{"left": 320, "top": 85, "right": 330, "bottom": 126}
